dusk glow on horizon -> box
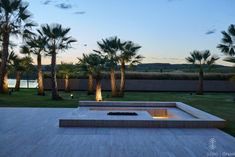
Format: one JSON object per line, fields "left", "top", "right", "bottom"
{"left": 22, "top": 0, "right": 235, "bottom": 66}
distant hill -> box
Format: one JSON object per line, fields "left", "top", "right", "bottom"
{"left": 41, "top": 63, "right": 235, "bottom": 73}
{"left": 129, "top": 63, "right": 235, "bottom": 73}
{"left": 8, "top": 63, "right": 234, "bottom": 80}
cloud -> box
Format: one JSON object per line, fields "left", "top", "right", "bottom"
{"left": 41, "top": 0, "right": 51, "bottom": 5}
{"left": 74, "top": 11, "right": 86, "bottom": 15}
{"left": 167, "top": 0, "right": 182, "bottom": 2}
{"left": 40, "top": 1, "right": 86, "bottom": 15}
{"left": 55, "top": 3, "right": 72, "bottom": 9}
{"left": 205, "top": 29, "right": 216, "bottom": 35}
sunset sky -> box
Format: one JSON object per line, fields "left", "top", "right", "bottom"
{"left": 22, "top": 0, "right": 235, "bottom": 66}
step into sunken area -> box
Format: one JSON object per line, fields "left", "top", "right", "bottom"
{"left": 59, "top": 101, "right": 226, "bottom": 128}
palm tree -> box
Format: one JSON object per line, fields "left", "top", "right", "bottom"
{"left": 14, "top": 60, "right": 23, "bottom": 91}
{"left": 218, "top": 24, "right": 235, "bottom": 101}
{"left": 58, "top": 62, "right": 74, "bottom": 92}
{"left": 186, "top": 50, "right": 219, "bottom": 95}
{"left": 89, "top": 53, "right": 106, "bottom": 101}
{"left": 10, "top": 53, "right": 21, "bottom": 91}
{"left": 12, "top": 55, "right": 33, "bottom": 91}
{"left": 0, "top": 0, "right": 35, "bottom": 94}
{"left": 119, "top": 41, "right": 143, "bottom": 97}
{"left": 0, "top": 49, "right": 17, "bottom": 90}
{"left": 78, "top": 53, "right": 106, "bottom": 101}
{"left": 22, "top": 34, "right": 47, "bottom": 95}
{"left": 217, "top": 24, "right": 235, "bottom": 64}
{"left": 77, "top": 54, "right": 94, "bottom": 95}
{"left": 6, "top": 51, "right": 18, "bottom": 90}
{"left": 38, "top": 24, "right": 76, "bottom": 100}
{"left": 95, "top": 36, "right": 120, "bottom": 97}
{"left": 217, "top": 24, "right": 235, "bottom": 54}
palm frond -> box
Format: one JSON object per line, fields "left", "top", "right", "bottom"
{"left": 186, "top": 56, "right": 195, "bottom": 64}
{"left": 186, "top": 50, "right": 218, "bottom": 68}
{"left": 0, "top": 0, "right": 35, "bottom": 41}
{"left": 228, "top": 24, "right": 235, "bottom": 36}
{"left": 221, "top": 31, "right": 233, "bottom": 44}
{"left": 202, "top": 50, "right": 211, "bottom": 61}
{"left": 224, "top": 57, "right": 235, "bottom": 63}
{"left": 218, "top": 25, "right": 235, "bottom": 57}
{"left": 217, "top": 44, "right": 230, "bottom": 54}
{"left": 207, "top": 55, "right": 219, "bottom": 65}
{"left": 38, "top": 23, "right": 76, "bottom": 55}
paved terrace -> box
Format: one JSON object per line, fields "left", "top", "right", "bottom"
{"left": 0, "top": 108, "right": 235, "bottom": 157}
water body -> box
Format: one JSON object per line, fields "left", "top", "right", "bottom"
{"left": 8, "top": 79, "right": 38, "bottom": 88}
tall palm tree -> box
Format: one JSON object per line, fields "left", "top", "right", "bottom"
{"left": 77, "top": 53, "right": 94, "bottom": 95}
{"left": 0, "top": 0, "right": 35, "bottom": 94}
{"left": 95, "top": 36, "right": 120, "bottom": 97}
{"left": 38, "top": 24, "right": 76, "bottom": 100}
{"left": 22, "top": 34, "right": 47, "bottom": 95}
{"left": 217, "top": 24, "right": 235, "bottom": 101}
{"left": 186, "top": 50, "right": 219, "bottom": 95}
{"left": 217, "top": 24, "right": 235, "bottom": 64}
{"left": 119, "top": 41, "right": 143, "bottom": 97}
{"left": 58, "top": 62, "right": 74, "bottom": 92}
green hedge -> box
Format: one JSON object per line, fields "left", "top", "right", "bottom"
{"left": 43, "top": 72, "right": 234, "bottom": 80}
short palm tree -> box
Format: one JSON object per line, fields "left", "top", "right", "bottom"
{"left": 119, "top": 41, "right": 143, "bottom": 97}
{"left": 0, "top": 50, "right": 17, "bottom": 90}
{"left": 77, "top": 54, "right": 94, "bottom": 95}
{"left": 95, "top": 36, "right": 120, "bottom": 97}
{"left": 13, "top": 55, "right": 33, "bottom": 91}
{"left": 10, "top": 53, "right": 22, "bottom": 91}
{"left": 0, "top": 0, "right": 35, "bottom": 94}
{"left": 90, "top": 53, "right": 106, "bottom": 101}
{"left": 58, "top": 62, "right": 74, "bottom": 92}
{"left": 21, "top": 34, "right": 47, "bottom": 95}
{"left": 38, "top": 24, "right": 76, "bottom": 100}
{"left": 1, "top": 51, "right": 33, "bottom": 91}
{"left": 186, "top": 50, "right": 219, "bottom": 95}
{"left": 78, "top": 53, "right": 106, "bottom": 101}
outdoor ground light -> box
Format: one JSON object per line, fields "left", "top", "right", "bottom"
{"left": 70, "top": 94, "right": 74, "bottom": 99}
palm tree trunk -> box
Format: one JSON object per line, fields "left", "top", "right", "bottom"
{"left": 37, "top": 54, "right": 44, "bottom": 95}
{"left": 197, "top": 69, "right": 204, "bottom": 95}
{"left": 0, "top": 31, "right": 10, "bottom": 94}
{"left": 51, "top": 52, "right": 61, "bottom": 100}
{"left": 119, "top": 61, "right": 125, "bottom": 97}
{"left": 64, "top": 74, "right": 70, "bottom": 92}
{"left": 95, "top": 73, "right": 102, "bottom": 101}
{"left": 110, "top": 67, "right": 118, "bottom": 97}
{"left": 87, "top": 73, "right": 94, "bottom": 95}
{"left": 1, "top": 72, "right": 9, "bottom": 93}
{"left": 26, "top": 74, "right": 29, "bottom": 88}
{"left": 15, "top": 71, "right": 21, "bottom": 91}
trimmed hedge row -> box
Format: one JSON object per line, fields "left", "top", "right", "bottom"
{"left": 43, "top": 72, "right": 234, "bottom": 80}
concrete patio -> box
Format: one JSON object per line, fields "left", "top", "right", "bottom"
{"left": 0, "top": 108, "right": 235, "bottom": 157}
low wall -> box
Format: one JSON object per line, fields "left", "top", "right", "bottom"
{"left": 43, "top": 78, "right": 235, "bottom": 92}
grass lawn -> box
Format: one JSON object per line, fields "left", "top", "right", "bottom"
{"left": 0, "top": 89, "right": 234, "bottom": 136}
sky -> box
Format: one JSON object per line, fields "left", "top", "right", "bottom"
{"left": 21, "top": 0, "right": 235, "bottom": 66}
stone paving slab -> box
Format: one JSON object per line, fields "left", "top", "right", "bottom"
{"left": 0, "top": 108, "right": 235, "bottom": 157}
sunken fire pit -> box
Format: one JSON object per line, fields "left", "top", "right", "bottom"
{"left": 107, "top": 112, "right": 138, "bottom": 116}
{"left": 59, "top": 101, "right": 226, "bottom": 128}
